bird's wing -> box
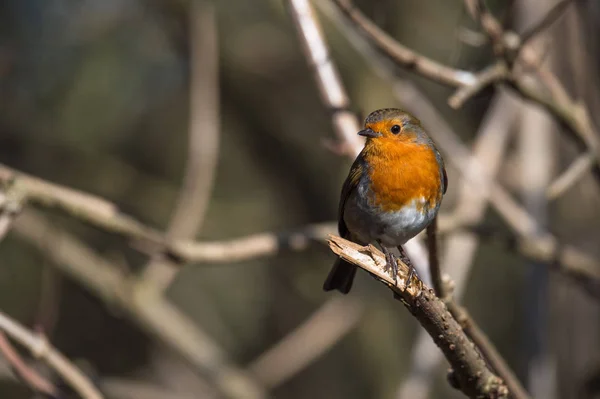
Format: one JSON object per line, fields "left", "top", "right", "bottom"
{"left": 338, "top": 156, "right": 363, "bottom": 238}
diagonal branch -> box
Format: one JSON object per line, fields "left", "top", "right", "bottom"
{"left": 331, "top": 0, "right": 600, "bottom": 186}
{"left": 427, "top": 217, "right": 530, "bottom": 399}
{"left": 287, "top": 0, "right": 363, "bottom": 156}
{"left": 332, "top": 0, "right": 476, "bottom": 87}
{"left": 328, "top": 235, "right": 508, "bottom": 399}
{"left": 0, "top": 332, "right": 59, "bottom": 397}
{"left": 0, "top": 310, "right": 102, "bottom": 399}
{"left": 519, "top": 0, "right": 574, "bottom": 49}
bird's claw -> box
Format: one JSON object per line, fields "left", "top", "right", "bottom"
{"left": 383, "top": 250, "right": 398, "bottom": 287}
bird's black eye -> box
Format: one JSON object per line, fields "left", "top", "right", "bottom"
{"left": 391, "top": 125, "right": 401, "bottom": 134}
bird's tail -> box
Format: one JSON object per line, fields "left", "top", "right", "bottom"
{"left": 323, "top": 257, "right": 357, "bottom": 294}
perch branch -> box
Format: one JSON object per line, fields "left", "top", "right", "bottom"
{"left": 328, "top": 235, "right": 508, "bottom": 398}
{"left": 427, "top": 217, "right": 530, "bottom": 399}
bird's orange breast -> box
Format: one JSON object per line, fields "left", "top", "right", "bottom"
{"left": 363, "top": 140, "right": 442, "bottom": 212}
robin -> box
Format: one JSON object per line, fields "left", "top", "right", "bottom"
{"left": 324, "top": 108, "right": 447, "bottom": 294}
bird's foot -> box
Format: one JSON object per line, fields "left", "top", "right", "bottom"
{"left": 381, "top": 247, "right": 398, "bottom": 287}
{"left": 398, "top": 246, "right": 420, "bottom": 287}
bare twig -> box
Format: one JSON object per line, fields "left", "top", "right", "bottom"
{"left": 328, "top": 236, "right": 508, "bottom": 399}
{"left": 172, "top": 222, "right": 335, "bottom": 263}
{"left": 0, "top": 163, "right": 165, "bottom": 246}
{"left": 464, "top": 0, "right": 505, "bottom": 53}
{"left": 0, "top": 332, "right": 58, "bottom": 397}
{"left": 448, "top": 62, "right": 507, "bottom": 109}
{"left": 169, "top": 1, "right": 220, "bottom": 238}
{"left": 519, "top": 0, "right": 574, "bottom": 48}
{"left": 546, "top": 153, "right": 593, "bottom": 200}
{"left": 0, "top": 310, "right": 102, "bottom": 399}
{"left": 141, "top": 1, "right": 220, "bottom": 292}
{"left": 101, "top": 378, "right": 201, "bottom": 399}
{"left": 248, "top": 296, "right": 363, "bottom": 388}
{"left": 332, "top": 0, "right": 476, "bottom": 88}
{"left": 287, "top": 0, "right": 363, "bottom": 156}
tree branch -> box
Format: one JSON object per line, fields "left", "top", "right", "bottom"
{"left": 427, "top": 218, "right": 530, "bottom": 399}
{"left": 287, "top": 0, "right": 363, "bottom": 157}
{"left": 328, "top": 235, "right": 508, "bottom": 399}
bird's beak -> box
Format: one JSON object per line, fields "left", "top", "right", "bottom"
{"left": 357, "top": 128, "right": 380, "bottom": 138}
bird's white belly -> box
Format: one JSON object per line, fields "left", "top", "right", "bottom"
{"left": 344, "top": 190, "right": 438, "bottom": 247}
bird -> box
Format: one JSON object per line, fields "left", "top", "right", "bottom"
{"left": 323, "top": 108, "right": 447, "bottom": 294}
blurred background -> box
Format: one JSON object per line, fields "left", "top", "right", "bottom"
{"left": 0, "top": 0, "right": 599, "bottom": 398}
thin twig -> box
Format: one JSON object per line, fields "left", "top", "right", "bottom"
{"left": 328, "top": 235, "right": 508, "bottom": 399}
{"left": 172, "top": 222, "right": 335, "bottom": 262}
{"left": 464, "top": 0, "right": 505, "bottom": 53}
{"left": 0, "top": 163, "right": 165, "bottom": 247}
{"left": 100, "top": 378, "right": 201, "bottom": 399}
{"left": 546, "top": 153, "right": 593, "bottom": 200}
{"left": 287, "top": 0, "right": 363, "bottom": 156}
{"left": 141, "top": 1, "right": 220, "bottom": 292}
{"left": 448, "top": 62, "right": 508, "bottom": 109}
{"left": 332, "top": 0, "right": 476, "bottom": 88}
{"left": 248, "top": 296, "right": 363, "bottom": 388}
{"left": 519, "top": 0, "right": 574, "bottom": 48}
{"left": 0, "top": 310, "right": 103, "bottom": 399}
{"left": 0, "top": 332, "right": 59, "bottom": 397}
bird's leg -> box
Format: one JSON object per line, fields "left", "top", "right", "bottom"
{"left": 378, "top": 242, "right": 398, "bottom": 286}
{"left": 397, "top": 245, "right": 420, "bottom": 284}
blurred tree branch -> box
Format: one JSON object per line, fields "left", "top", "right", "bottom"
{"left": 141, "top": 0, "right": 220, "bottom": 291}
{"left": 11, "top": 210, "right": 267, "bottom": 399}
{"left": 332, "top": 0, "right": 600, "bottom": 186}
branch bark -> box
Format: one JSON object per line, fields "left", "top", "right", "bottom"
{"left": 328, "top": 235, "right": 508, "bottom": 399}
